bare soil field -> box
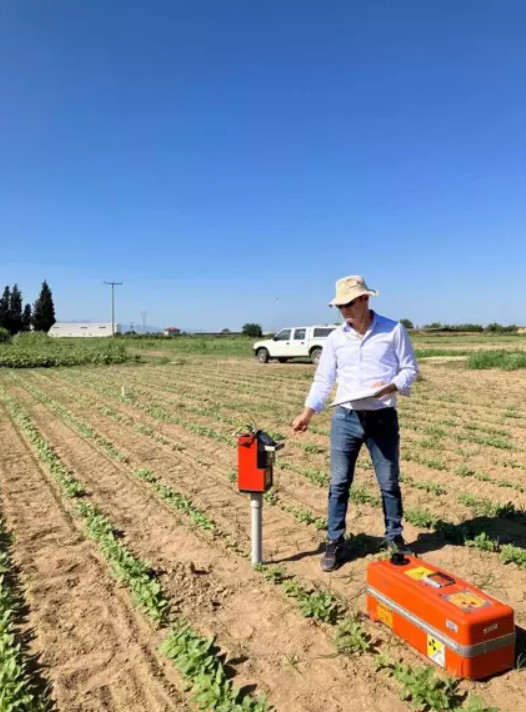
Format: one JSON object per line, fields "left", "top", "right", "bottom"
{"left": 1, "top": 357, "right": 525, "bottom": 712}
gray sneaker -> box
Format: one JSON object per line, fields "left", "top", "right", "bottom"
{"left": 320, "top": 538, "right": 344, "bottom": 572}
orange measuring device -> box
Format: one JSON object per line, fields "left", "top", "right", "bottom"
{"left": 367, "top": 553, "right": 515, "bottom": 679}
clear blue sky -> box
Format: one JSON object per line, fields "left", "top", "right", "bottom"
{"left": 1, "top": 1, "right": 525, "bottom": 331}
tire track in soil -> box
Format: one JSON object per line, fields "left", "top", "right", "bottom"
{"left": 11, "top": 381, "right": 415, "bottom": 712}
{"left": 0, "top": 403, "right": 190, "bottom": 712}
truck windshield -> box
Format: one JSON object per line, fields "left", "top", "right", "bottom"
{"left": 313, "top": 327, "right": 336, "bottom": 337}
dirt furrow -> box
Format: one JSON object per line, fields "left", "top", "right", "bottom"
{"left": 27, "top": 372, "right": 526, "bottom": 600}
{"left": 7, "top": 382, "right": 421, "bottom": 712}
{"left": 0, "top": 403, "right": 189, "bottom": 712}
{"left": 12, "top": 372, "right": 526, "bottom": 711}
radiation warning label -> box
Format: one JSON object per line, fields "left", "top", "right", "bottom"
{"left": 427, "top": 635, "right": 445, "bottom": 668}
{"left": 404, "top": 566, "right": 434, "bottom": 581}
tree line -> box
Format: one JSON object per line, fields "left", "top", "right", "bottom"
{"left": 0, "top": 281, "right": 56, "bottom": 336}
{"left": 400, "top": 319, "right": 518, "bottom": 333}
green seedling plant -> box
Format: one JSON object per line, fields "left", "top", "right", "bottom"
{"left": 465, "top": 532, "right": 500, "bottom": 553}
{"left": 460, "top": 698, "right": 499, "bottom": 712}
{"left": 302, "top": 468, "right": 329, "bottom": 487}
{"left": 281, "top": 580, "right": 340, "bottom": 623}
{"left": 297, "top": 590, "right": 339, "bottom": 622}
{"left": 333, "top": 614, "right": 374, "bottom": 655}
{"left": 400, "top": 474, "right": 447, "bottom": 496}
{"left": 375, "top": 655, "right": 461, "bottom": 711}
{"left": 453, "top": 431, "right": 514, "bottom": 451}
{"left": 457, "top": 494, "right": 526, "bottom": 523}
{"left": 300, "top": 443, "right": 326, "bottom": 455}
{"left": 160, "top": 625, "right": 273, "bottom": 712}
{"left": 351, "top": 486, "right": 382, "bottom": 508}
{"left": 285, "top": 505, "right": 327, "bottom": 531}
{"left": 499, "top": 544, "right": 526, "bottom": 569}
{"left": 75, "top": 499, "right": 170, "bottom": 624}
{"left": 403, "top": 450, "right": 447, "bottom": 471}
{"left": 253, "top": 565, "right": 286, "bottom": 585}
{"left": 496, "top": 478, "right": 524, "bottom": 493}
{"left": 405, "top": 507, "right": 439, "bottom": 529}
{"left": 135, "top": 468, "right": 216, "bottom": 532}
{"left": 263, "top": 489, "right": 279, "bottom": 505}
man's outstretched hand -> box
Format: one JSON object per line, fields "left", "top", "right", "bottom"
{"left": 292, "top": 407, "right": 315, "bottom": 433}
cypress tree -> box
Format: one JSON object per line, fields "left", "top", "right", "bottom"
{"left": 0, "top": 286, "right": 11, "bottom": 332}
{"left": 10, "top": 284, "right": 23, "bottom": 334}
{"left": 21, "top": 303, "right": 32, "bottom": 332}
{"left": 32, "top": 280, "right": 56, "bottom": 332}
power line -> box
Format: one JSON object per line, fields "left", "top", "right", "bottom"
{"left": 103, "top": 281, "right": 123, "bottom": 335}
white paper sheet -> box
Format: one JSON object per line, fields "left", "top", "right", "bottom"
{"left": 330, "top": 386, "right": 384, "bottom": 407}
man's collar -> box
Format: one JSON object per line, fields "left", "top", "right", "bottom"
{"left": 341, "top": 310, "right": 377, "bottom": 333}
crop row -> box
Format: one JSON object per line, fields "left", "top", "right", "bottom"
{"left": 0, "top": 504, "right": 50, "bottom": 712}
{"left": 5, "top": 377, "right": 510, "bottom": 711}
{"left": 1, "top": 389, "right": 272, "bottom": 712}
{"left": 9, "top": 380, "right": 362, "bottom": 628}
{"left": 26, "top": 372, "right": 526, "bottom": 571}
{"left": 19, "top": 374, "right": 333, "bottom": 539}
{"left": 7, "top": 382, "right": 503, "bottom": 712}
{"left": 36, "top": 372, "right": 472, "bottom": 507}
{"left": 82, "top": 367, "right": 526, "bottom": 483}
{"left": 28, "top": 373, "right": 462, "bottom": 535}
{"left": 140, "top": 363, "right": 525, "bottom": 436}
{"left": 17, "top": 372, "right": 526, "bottom": 635}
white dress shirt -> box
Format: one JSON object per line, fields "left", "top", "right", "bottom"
{"left": 305, "top": 312, "right": 419, "bottom": 412}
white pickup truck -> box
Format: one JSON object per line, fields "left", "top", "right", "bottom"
{"left": 253, "top": 325, "right": 338, "bottom": 364}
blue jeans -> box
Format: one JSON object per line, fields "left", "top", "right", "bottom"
{"left": 328, "top": 406, "right": 403, "bottom": 541}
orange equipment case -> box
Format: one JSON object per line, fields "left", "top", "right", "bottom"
{"left": 367, "top": 554, "right": 515, "bottom": 679}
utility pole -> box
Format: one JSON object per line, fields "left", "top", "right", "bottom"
{"left": 103, "top": 281, "right": 123, "bottom": 335}
{"left": 141, "top": 311, "right": 147, "bottom": 334}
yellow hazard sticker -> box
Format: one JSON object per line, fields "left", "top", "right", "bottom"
{"left": 446, "top": 591, "right": 489, "bottom": 611}
{"left": 377, "top": 603, "right": 393, "bottom": 628}
{"left": 404, "top": 566, "right": 434, "bottom": 580}
{"left": 427, "top": 635, "right": 445, "bottom": 668}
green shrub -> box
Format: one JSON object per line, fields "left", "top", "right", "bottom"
{"left": 0, "top": 337, "right": 138, "bottom": 368}
{"left": 12, "top": 331, "right": 51, "bottom": 345}
{"left": 0, "top": 327, "right": 11, "bottom": 343}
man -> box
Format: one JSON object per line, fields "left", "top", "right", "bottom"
{"left": 292, "top": 275, "right": 419, "bottom": 572}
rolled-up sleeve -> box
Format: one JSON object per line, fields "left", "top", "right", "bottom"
{"left": 305, "top": 335, "right": 337, "bottom": 412}
{"left": 391, "top": 323, "right": 419, "bottom": 396}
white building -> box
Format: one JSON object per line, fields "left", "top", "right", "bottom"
{"left": 49, "top": 322, "right": 120, "bottom": 338}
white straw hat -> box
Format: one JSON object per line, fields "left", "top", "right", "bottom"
{"left": 329, "top": 275, "right": 379, "bottom": 306}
